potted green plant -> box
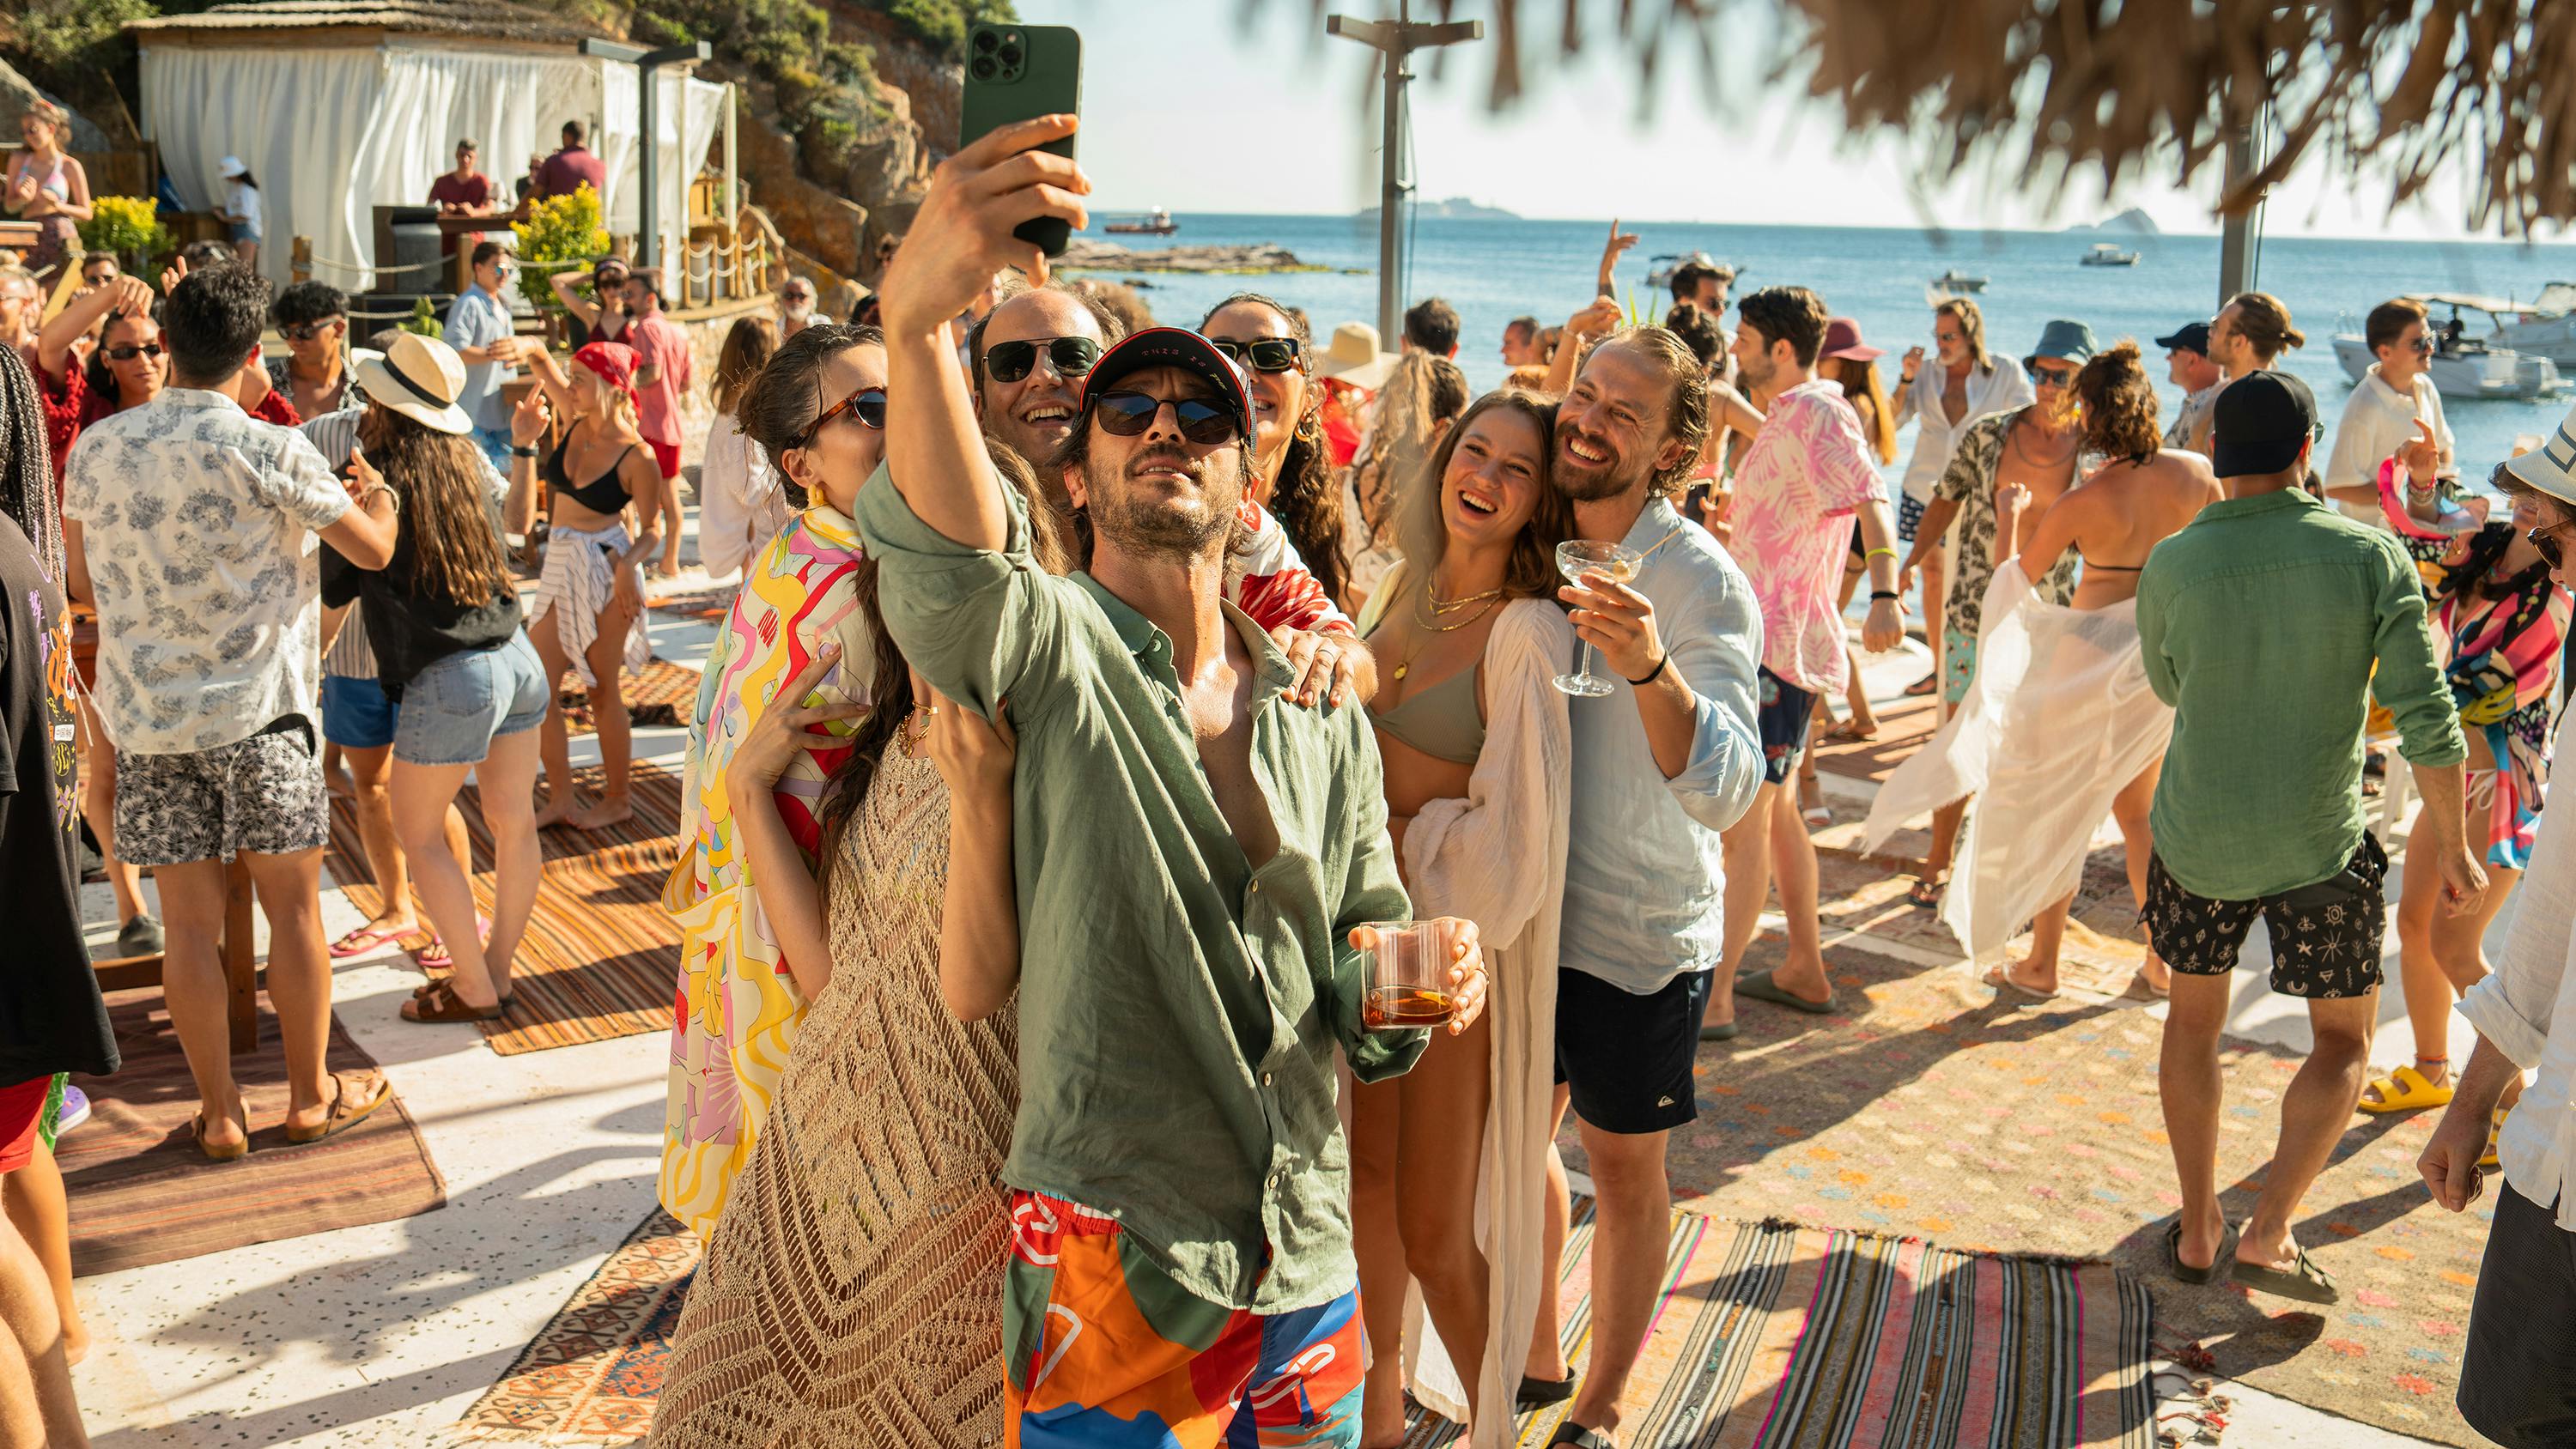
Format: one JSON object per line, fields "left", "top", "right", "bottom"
{"left": 76, "top": 196, "right": 174, "bottom": 273}
{"left": 512, "top": 183, "right": 610, "bottom": 343}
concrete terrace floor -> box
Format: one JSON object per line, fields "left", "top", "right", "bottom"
{"left": 69, "top": 508, "right": 2482, "bottom": 1447}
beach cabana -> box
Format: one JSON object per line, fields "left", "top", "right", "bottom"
{"left": 127, "top": 0, "right": 726, "bottom": 288}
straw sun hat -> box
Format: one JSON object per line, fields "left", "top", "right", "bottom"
{"left": 355, "top": 333, "right": 473, "bottom": 435}
{"left": 1314, "top": 321, "right": 1400, "bottom": 390}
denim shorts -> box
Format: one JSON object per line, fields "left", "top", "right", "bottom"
{"left": 320, "top": 673, "right": 399, "bottom": 749}
{"left": 394, "top": 633, "right": 549, "bottom": 767}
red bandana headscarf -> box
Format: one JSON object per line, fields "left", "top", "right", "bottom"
{"left": 573, "top": 341, "right": 640, "bottom": 406}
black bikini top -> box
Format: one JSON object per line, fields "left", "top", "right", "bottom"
{"left": 545, "top": 428, "right": 635, "bottom": 517}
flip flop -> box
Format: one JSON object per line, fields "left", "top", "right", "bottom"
{"left": 284, "top": 1070, "right": 391, "bottom": 1145}
{"left": 1736, "top": 967, "right": 1835, "bottom": 1016}
{"left": 1698, "top": 1020, "right": 1741, "bottom": 1042}
{"left": 327, "top": 923, "right": 410, "bottom": 959}
{"left": 1983, "top": 962, "right": 2060, "bottom": 1002}
{"left": 2356, "top": 1062, "right": 2454, "bottom": 1115}
{"left": 1903, "top": 672, "right": 1938, "bottom": 698}
{"left": 1906, "top": 874, "right": 1947, "bottom": 909}
{"left": 1547, "top": 1425, "right": 1617, "bottom": 1449}
{"left": 1820, "top": 719, "right": 1879, "bottom": 744}
{"left": 189, "top": 1100, "right": 251, "bottom": 1163}
{"left": 414, "top": 915, "right": 492, "bottom": 970}
{"left": 2164, "top": 1219, "right": 2238, "bottom": 1285}
{"left": 401, "top": 980, "right": 507, "bottom": 1024}
{"left": 2230, "top": 1243, "right": 2338, "bottom": 1304}
{"left": 1516, "top": 1373, "right": 1577, "bottom": 1407}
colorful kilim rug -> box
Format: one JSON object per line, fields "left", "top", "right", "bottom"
{"left": 62, "top": 989, "right": 446, "bottom": 1276}
{"left": 455, "top": 1198, "right": 2150, "bottom": 1446}
{"left": 323, "top": 761, "right": 683, "bottom": 1055}
{"left": 1649, "top": 932, "right": 2497, "bottom": 1446}
{"left": 560, "top": 657, "right": 701, "bottom": 733}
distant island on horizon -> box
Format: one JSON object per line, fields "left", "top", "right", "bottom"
{"left": 1354, "top": 196, "right": 1521, "bottom": 221}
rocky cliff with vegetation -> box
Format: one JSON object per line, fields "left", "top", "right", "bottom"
{"left": 0, "top": 0, "right": 1005, "bottom": 287}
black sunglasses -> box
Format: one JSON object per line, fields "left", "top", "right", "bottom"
{"left": 2530, "top": 520, "right": 2574, "bottom": 569}
{"left": 1207, "top": 336, "right": 1303, "bottom": 373}
{"left": 796, "top": 386, "right": 888, "bottom": 447}
{"left": 2032, "top": 363, "right": 2080, "bottom": 386}
{"left": 1092, "top": 390, "right": 1241, "bottom": 446}
{"left": 985, "top": 336, "right": 1101, "bottom": 384}
{"left": 104, "top": 343, "right": 165, "bottom": 362}
{"left": 283, "top": 321, "right": 342, "bottom": 342}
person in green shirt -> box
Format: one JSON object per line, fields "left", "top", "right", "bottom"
{"left": 858, "top": 114, "right": 1490, "bottom": 1444}
{"left": 2137, "top": 369, "right": 2485, "bottom": 1307}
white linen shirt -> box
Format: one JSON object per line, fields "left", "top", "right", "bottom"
{"left": 696, "top": 411, "right": 789, "bottom": 579}
{"left": 1559, "top": 497, "right": 1768, "bottom": 992}
{"left": 2325, "top": 363, "right": 2455, "bottom": 526}
{"left": 1893, "top": 355, "right": 2033, "bottom": 504}
{"left": 63, "top": 387, "right": 349, "bottom": 755}
{"left": 2460, "top": 704, "right": 2576, "bottom": 1229}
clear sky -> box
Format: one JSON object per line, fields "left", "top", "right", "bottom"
{"left": 1010, "top": 0, "right": 2547, "bottom": 242}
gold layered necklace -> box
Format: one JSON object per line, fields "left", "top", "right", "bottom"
{"left": 1391, "top": 575, "right": 1503, "bottom": 682}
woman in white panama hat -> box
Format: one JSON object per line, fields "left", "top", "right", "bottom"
{"left": 336, "top": 334, "right": 550, "bottom": 1025}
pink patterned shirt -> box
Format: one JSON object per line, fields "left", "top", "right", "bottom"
{"left": 1727, "top": 379, "right": 1883, "bottom": 694}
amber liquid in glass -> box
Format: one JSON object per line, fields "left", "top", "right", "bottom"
{"left": 1364, "top": 985, "right": 1454, "bottom": 1030}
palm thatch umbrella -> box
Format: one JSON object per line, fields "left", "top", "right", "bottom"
{"left": 1300, "top": 0, "right": 2576, "bottom": 237}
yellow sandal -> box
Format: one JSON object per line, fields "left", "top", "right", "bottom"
{"left": 2356, "top": 1062, "right": 2455, "bottom": 1114}
{"left": 2482, "top": 1105, "right": 2510, "bottom": 1173}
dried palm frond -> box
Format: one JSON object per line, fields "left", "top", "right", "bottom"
{"left": 1293, "top": 0, "right": 2576, "bottom": 235}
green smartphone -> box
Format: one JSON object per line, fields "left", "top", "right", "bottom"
{"left": 958, "top": 22, "right": 1082, "bottom": 258}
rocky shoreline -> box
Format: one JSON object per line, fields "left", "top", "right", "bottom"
{"left": 1059, "top": 238, "right": 1340, "bottom": 275}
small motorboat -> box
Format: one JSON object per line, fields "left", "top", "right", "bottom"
{"left": 1929, "top": 268, "right": 1987, "bottom": 294}
{"left": 2333, "top": 295, "right": 2564, "bottom": 400}
{"left": 2080, "top": 243, "right": 2141, "bottom": 266}
{"left": 1644, "top": 251, "right": 1732, "bottom": 290}
{"left": 2482, "top": 282, "right": 2576, "bottom": 367}
{"left": 1103, "top": 208, "right": 1176, "bottom": 236}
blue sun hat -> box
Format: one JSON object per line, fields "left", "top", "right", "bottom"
{"left": 2025, "top": 319, "right": 2100, "bottom": 373}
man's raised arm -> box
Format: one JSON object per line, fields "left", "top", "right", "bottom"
{"left": 876, "top": 115, "right": 1089, "bottom": 549}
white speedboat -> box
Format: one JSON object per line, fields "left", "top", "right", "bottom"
{"left": 2080, "top": 243, "right": 2140, "bottom": 266}
{"left": 1644, "top": 251, "right": 1731, "bottom": 290}
{"left": 2336, "top": 294, "right": 2565, "bottom": 400}
{"left": 2489, "top": 282, "right": 2576, "bottom": 367}
{"left": 1929, "top": 268, "right": 1987, "bottom": 294}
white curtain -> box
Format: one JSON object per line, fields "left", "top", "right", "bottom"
{"left": 598, "top": 66, "right": 726, "bottom": 276}
{"left": 143, "top": 42, "right": 720, "bottom": 293}
{"left": 1859, "top": 567, "right": 2174, "bottom": 962}
{"left": 143, "top": 45, "right": 383, "bottom": 290}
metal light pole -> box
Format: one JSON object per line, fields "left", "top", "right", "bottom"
{"left": 580, "top": 38, "right": 711, "bottom": 276}
{"left": 2216, "top": 104, "right": 2267, "bottom": 307}
{"left": 1327, "top": 3, "right": 1479, "bottom": 343}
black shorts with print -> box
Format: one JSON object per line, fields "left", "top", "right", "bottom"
{"left": 1756, "top": 666, "right": 1818, "bottom": 785}
{"left": 2142, "top": 835, "right": 2389, "bottom": 999}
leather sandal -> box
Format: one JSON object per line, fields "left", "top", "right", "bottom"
{"left": 285, "top": 1070, "right": 390, "bottom": 1145}
{"left": 190, "top": 1100, "right": 251, "bottom": 1162}
{"left": 401, "top": 980, "right": 506, "bottom": 1024}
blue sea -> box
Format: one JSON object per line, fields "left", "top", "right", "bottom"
{"left": 1074, "top": 213, "right": 2576, "bottom": 481}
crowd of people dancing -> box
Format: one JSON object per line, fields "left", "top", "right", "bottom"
{"left": 7, "top": 102, "right": 2576, "bottom": 1449}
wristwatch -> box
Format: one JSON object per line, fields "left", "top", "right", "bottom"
{"left": 510, "top": 444, "right": 538, "bottom": 458}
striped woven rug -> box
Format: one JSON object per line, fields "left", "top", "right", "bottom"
{"left": 324, "top": 760, "right": 683, "bottom": 1055}
{"left": 454, "top": 1200, "right": 2150, "bottom": 1446}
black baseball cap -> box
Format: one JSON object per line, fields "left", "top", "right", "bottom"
{"left": 1079, "top": 328, "right": 1254, "bottom": 440}
{"left": 2154, "top": 320, "right": 2212, "bottom": 355}
{"left": 2210, "top": 370, "right": 2320, "bottom": 480}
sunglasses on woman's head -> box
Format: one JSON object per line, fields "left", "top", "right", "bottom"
{"left": 104, "top": 343, "right": 165, "bottom": 362}
{"left": 795, "top": 385, "right": 888, "bottom": 448}
{"left": 985, "top": 336, "right": 1102, "bottom": 384}
{"left": 1092, "top": 390, "right": 1241, "bottom": 446}
{"left": 1207, "top": 337, "right": 1303, "bottom": 373}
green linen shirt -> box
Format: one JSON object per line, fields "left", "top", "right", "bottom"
{"left": 2136, "top": 487, "right": 2466, "bottom": 900}
{"left": 854, "top": 461, "right": 1426, "bottom": 1314}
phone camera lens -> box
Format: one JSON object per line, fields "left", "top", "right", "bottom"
{"left": 999, "top": 46, "right": 1022, "bottom": 67}
{"left": 973, "top": 30, "right": 998, "bottom": 52}
{"left": 970, "top": 56, "right": 997, "bottom": 80}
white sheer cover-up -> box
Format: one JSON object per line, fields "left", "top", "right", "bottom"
{"left": 1382, "top": 596, "right": 1575, "bottom": 1442}
{"left": 1860, "top": 566, "right": 2172, "bottom": 961}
